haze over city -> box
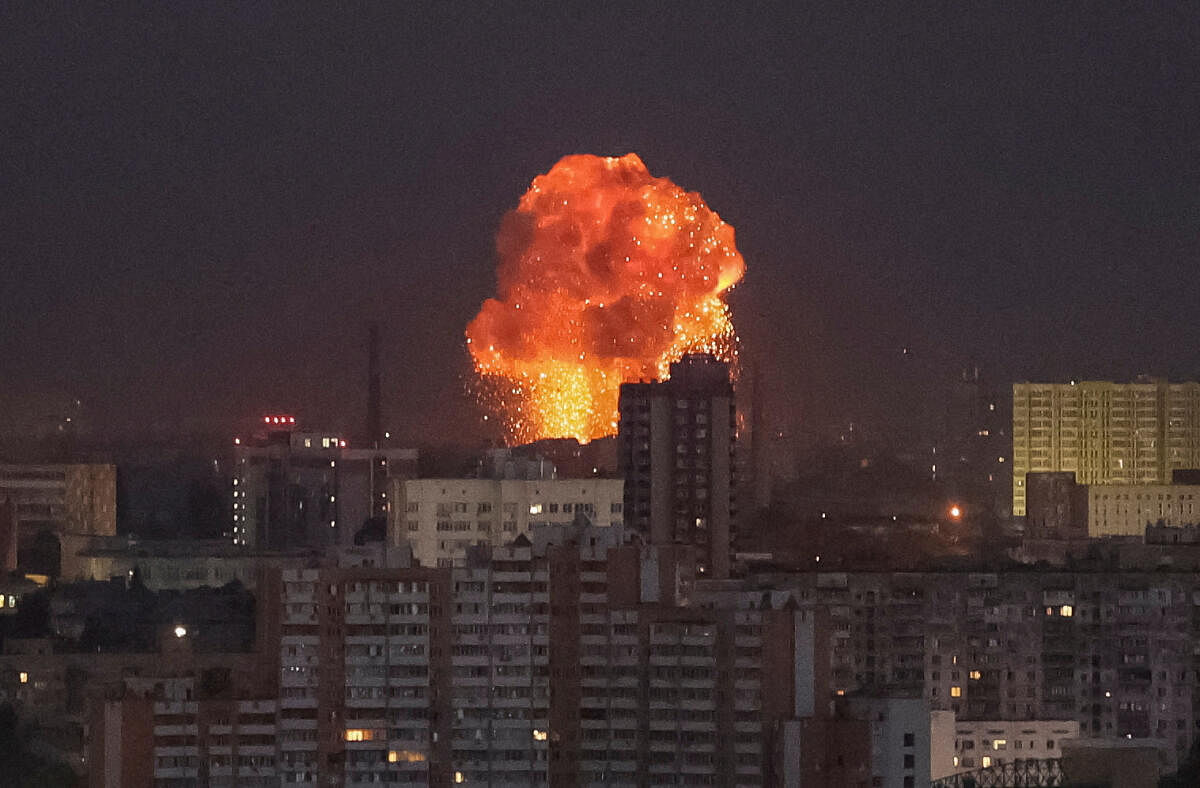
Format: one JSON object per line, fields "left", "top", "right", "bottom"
{"left": 4, "top": 4, "right": 1200, "bottom": 787}
{"left": 4, "top": 4, "right": 1199, "bottom": 446}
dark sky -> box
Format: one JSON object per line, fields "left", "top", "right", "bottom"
{"left": 2, "top": 3, "right": 1198, "bottom": 446}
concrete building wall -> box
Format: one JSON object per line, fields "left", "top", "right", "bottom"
{"left": 1024, "top": 471, "right": 1089, "bottom": 539}
{"left": 0, "top": 463, "right": 118, "bottom": 537}
{"left": 231, "top": 433, "right": 417, "bottom": 549}
{"left": 1088, "top": 483, "right": 1200, "bottom": 537}
{"left": 388, "top": 477, "right": 623, "bottom": 568}
{"left": 718, "top": 569, "right": 1200, "bottom": 771}
{"left": 946, "top": 717, "right": 1079, "bottom": 773}
{"left": 618, "top": 354, "right": 738, "bottom": 578}
{"left": 844, "top": 697, "right": 930, "bottom": 788}
{"left": 1012, "top": 381, "right": 1200, "bottom": 516}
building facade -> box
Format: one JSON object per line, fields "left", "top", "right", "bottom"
{"left": 933, "top": 716, "right": 1079, "bottom": 777}
{"left": 388, "top": 478, "right": 624, "bottom": 568}
{"left": 231, "top": 422, "right": 417, "bottom": 549}
{"left": 1088, "top": 483, "right": 1200, "bottom": 537}
{"left": 0, "top": 463, "right": 116, "bottom": 576}
{"left": 1011, "top": 380, "right": 1200, "bottom": 516}
{"left": 1024, "top": 471, "right": 1200, "bottom": 540}
{"left": 713, "top": 569, "right": 1200, "bottom": 771}
{"left": 618, "top": 353, "right": 737, "bottom": 578}
{"left": 84, "top": 533, "right": 844, "bottom": 788}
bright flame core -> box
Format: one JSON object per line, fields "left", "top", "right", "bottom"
{"left": 467, "top": 153, "right": 745, "bottom": 443}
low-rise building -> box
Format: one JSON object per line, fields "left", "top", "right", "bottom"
{"left": 931, "top": 714, "right": 1078, "bottom": 777}
{"left": 231, "top": 420, "right": 418, "bottom": 549}
{"left": 388, "top": 477, "right": 624, "bottom": 568}
{"left": 1024, "top": 471, "right": 1200, "bottom": 539}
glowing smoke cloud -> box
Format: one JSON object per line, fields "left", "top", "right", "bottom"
{"left": 466, "top": 153, "right": 745, "bottom": 443}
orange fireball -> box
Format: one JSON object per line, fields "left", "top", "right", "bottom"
{"left": 467, "top": 153, "right": 744, "bottom": 443}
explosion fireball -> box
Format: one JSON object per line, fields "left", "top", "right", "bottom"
{"left": 466, "top": 153, "right": 745, "bottom": 443}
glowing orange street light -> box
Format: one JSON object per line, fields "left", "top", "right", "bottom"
{"left": 948, "top": 505, "right": 963, "bottom": 520}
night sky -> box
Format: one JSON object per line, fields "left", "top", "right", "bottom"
{"left": 3, "top": 4, "right": 1198, "bottom": 446}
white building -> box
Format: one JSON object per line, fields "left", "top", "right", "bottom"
{"left": 388, "top": 478, "right": 624, "bottom": 568}
{"left": 933, "top": 715, "right": 1079, "bottom": 776}
{"left": 1088, "top": 484, "right": 1200, "bottom": 537}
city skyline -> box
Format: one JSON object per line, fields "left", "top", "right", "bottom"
{"left": 4, "top": 4, "right": 1200, "bottom": 446}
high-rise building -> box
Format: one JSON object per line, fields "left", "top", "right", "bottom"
{"left": 1011, "top": 380, "right": 1200, "bottom": 516}
{"left": 618, "top": 354, "right": 737, "bottom": 578}
{"left": 87, "top": 531, "right": 849, "bottom": 787}
{"left": 231, "top": 417, "right": 417, "bottom": 549}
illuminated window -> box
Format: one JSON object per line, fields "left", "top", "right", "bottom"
{"left": 836, "top": 689, "right": 845, "bottom": 696}
{"left": 532, "top": 729, "right": 548, "bottom": 741}
{"left": 19, "top": 672, "right": 28, "bottom": 684}
{"left": 454, "top": 772, "right": 465, "bottom": 784}
{"left": 1060, "top": 605, "right": 1073, "bottom": 617}
{"left": 529, "top": 504, "right": 542, "bottom": 515}
{"left": 950, "top": 686, "right": 962, "bottom": 698}
{"left": 981, "top": 756, "right": 992, "bottom": 768}
{"left": 969, "top": 670, "right": 982, "bottom": 680}
{"left": 344, "top": 729, "right": 373, "bottom": 742}
{"left": 953, "top": 756, "right": 960, "bottom": 767}
{"left": 388, "top": 750, "right": 425, "bottom": 763}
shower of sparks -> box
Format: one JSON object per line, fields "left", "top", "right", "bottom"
{"left": 466, "top": 153, "right": 745, "bottom": 443}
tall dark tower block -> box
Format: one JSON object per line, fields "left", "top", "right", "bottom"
{"left": 618, "top": 354, "right": 736, "bottom": 578}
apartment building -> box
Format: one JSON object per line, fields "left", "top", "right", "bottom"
{"left": 86, "top": 529, "right": 852, "bottom": 787}
{"left": 718, "top": 570, "right": 1200, "bottom": 771}
{"left": 931, "top": 715, "right": 1079, "bottom": 777}
{"left": 1011, "top": 380, "right": 1200, "bottom": 516}
{"left": 388, "top": 477, "right": 623, "bottom": 568}
{"left": 231, "top": 421, "right": 418, "bottom": 549}
{"left": 1025, "top": 471, "right": 1200, "bottom": 539}
{"left": 618, "top": 353, "right": 737, "bottom": 578}
{"left": 843, "top": 697, "right": 930, "bottom": 788}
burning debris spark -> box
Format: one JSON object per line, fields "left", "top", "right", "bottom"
{"left": 467, "top": 153, "right": 745, "bottom": 443}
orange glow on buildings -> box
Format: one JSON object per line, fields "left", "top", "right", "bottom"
{"left": 466, "top": 153, "right": 745, "bottom": 443}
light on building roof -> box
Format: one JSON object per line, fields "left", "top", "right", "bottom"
{"left": 173, "top": 625, "right": 187, "bottom": 638}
